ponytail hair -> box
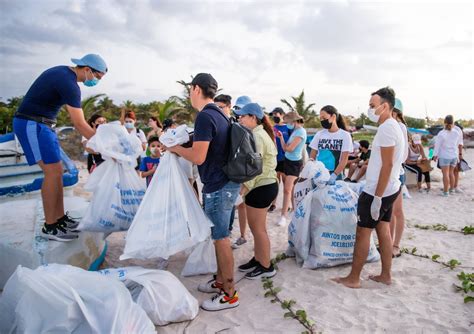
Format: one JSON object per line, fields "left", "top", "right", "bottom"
{"left": 321, "top": 105, "right": 348, "bottom": 131}
{"left": 257, "top": 115, "right": 275, "bottom": 142}
{"left": 444, "top": 115, "right": 454, "bottom": 130}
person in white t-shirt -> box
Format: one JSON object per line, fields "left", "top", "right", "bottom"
{"left": 389, "top": 98, "right": 409, "bottom": 258}
{"left": 309, "top": 105, "right": 353, "bottom": 184}
{"left": 332, "top": 87, "right": 404, "bottom": 289}
{"left": 453, "top": 122, "right": 464, "bottom": 193}
{"left": 433, "top": 115, "right": 462, "bottom": 196}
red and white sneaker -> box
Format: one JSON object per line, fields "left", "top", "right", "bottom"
{"left": 201, "top": 290, "right": 239, "bottom": 311}
{"left": 197, "top": 275, "right": 223, "bottom": 294}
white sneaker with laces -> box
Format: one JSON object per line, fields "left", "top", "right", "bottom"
{"left": 276, "top": 216, "right": 287, "bottom": 227}
{"left": 231, "top": 237, "right": 247, "bottom": 249}
{"left": 201, "top": 291, "right": 239, "bottom": 311}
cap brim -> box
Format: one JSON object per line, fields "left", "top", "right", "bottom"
{"left": 233, "top": 109, "right": 246, "bottom": 116}
{"left": 71, "top": 58, "right": 86, "bottom": 66}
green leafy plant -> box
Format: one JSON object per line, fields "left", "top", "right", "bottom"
{"left": 400, "top": 247, "right": 464, "bottom": 270}
{"left": 413, "top": 224, "right": 474, "bottom": 235}
{"left": 454, "top": 272, "right": 474, "bottom": 303}
{"left": 262, "top": 277, "right": 316, "bottom": 333}
{"left": 461, "top": 225, "right": 474, "bottom": 235}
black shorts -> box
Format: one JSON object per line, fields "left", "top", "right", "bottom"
{"left": 276, "top": 160, "right": 285, "bottom": 173}
{"left": 284, "top": 158, "right": 303, "bottom": 177}
{"left": 348, "top": 156, "right": 358, "bottom": 161}
{"left": 357, "top": 189, "right": 401, "bottom": 229}
{"left": 245, "top": 182, "right": 279, "bottom": 209}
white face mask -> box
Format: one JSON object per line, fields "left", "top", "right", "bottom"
{"left": 367, "top": 104, "right": 384, "bottom": 123}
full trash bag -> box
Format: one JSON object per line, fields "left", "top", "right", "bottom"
{"left": 79, "top": 123, "right": 146, "bottom": 232}
{"left": 98, "top": 267, "right": 199, "bottom": 326}
{"left": 121, "top": 151, "right": 212, "bottom": 260}
{"left": 287, "top": 162, "right": 380, "bottom": 268}
{"left": 0, "top": 264, "right": 155, "bottom": 334}
{"left": 181, "top": 237, "right": 217, "bottom": 277}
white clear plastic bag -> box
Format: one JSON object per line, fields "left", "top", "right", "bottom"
{"left": 80, "top": 160, "right": 146, "bottom": 232}
{"left": 181, "top": 237, "right": 217, "bottom": 277}
{"left": 0, "top": 264, "right": 155, "bottom": 334}
{"left": 287, "top": 193, "right": 313, "bottom": 264}
{"left": 159, "top": 124, "right": 190, "bottom": 147}
{"left": 121, "top": 152, "right": 212, "bottom": 260}
{"left": 98, "top": 267, "right": 199, "bottom": 326}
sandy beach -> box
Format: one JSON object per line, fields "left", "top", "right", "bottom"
{"left": 70, "top": 149, "right": 474, "bottom": 333}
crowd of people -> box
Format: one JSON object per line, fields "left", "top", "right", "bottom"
{"left": 11, "top": 54, "right": 467, "bottom": 312}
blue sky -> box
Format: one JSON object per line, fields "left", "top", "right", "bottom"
{"left": 0, "top": 0, "right": 472, "bottom": 119}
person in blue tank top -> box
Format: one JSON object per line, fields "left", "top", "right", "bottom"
{"left": 12, "top": 54, "right": 108, "bottom": 242}
{"left": 268, "top": 107, "right": 290, "bottom": 212}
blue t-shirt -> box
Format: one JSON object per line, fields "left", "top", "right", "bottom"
{"left": 193, "top": 103, "right": 230, "bottom": 193}
{"left": 139, "top": 156, "right": 160, "bottom": 187}
{"left": 285, "top": 127, "right": 307, "bottom": 161}
{"left": 274, "top": 124, "right": 290, "bottom": 162}
{"left": 17, "top": 66, "right": 81, "bottom": 120}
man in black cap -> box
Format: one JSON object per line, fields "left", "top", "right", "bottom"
{"left": 167, "top": 73, "right": 240, "bottom": 311}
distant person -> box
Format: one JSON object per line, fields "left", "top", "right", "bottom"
{"left": 234, "top": 103, "right": 278, "bottom": 279}
{"left": 147, "top": 116, "right": 163, "bottom": 139}
{"left": 433, "top": 115, "right": 462, "bottom": 197}
{"left": 82, "top": 114, "right": 106, "bottom": 173}
{"left": 309, "top": 105, "right": 353, "bottom": 184}
{"left": 452, "top": 121, "right": 465, "bottom": 193}
{"left": 166, "top": 73, "right": 240, "bottom": 311}
{"left": 214, "top": 94, "right": 233, "bottom": 117}
{"left": 13, "top": 54, "right": 107, "bottom": 241}
{"left": 268, "top": 107, "right": 290, "bottom": 212}
{"left": 332, "top": 87, "right": 404, "bottom": 288}
{"left": 345, "top": 140, "right": 371, "bottom": 182}
{"left": 347, "top": 138, "right": 361, "bottom": 167}
{"left": 389, "top": 98, "right": 409, "bottom": 258}
{"left": 139, "top": 136, "right": 161, "bottom": 187}
{"left": 121, "top": 110, "right": 147, "bottom": 150}
{"left": 405, "top": 134, "right": 431, "bottom": 192}
{"left": 275, "top": 111, "right": 307, "bottom": 227}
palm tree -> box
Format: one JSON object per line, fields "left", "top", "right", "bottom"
{"left": 170, "top": 79, "right": 196, "bottom": 123}
{"left": 280, "top": 90, "right": 316, "bottom": 122}
{"left": 81, "top": 94, "right": 105, "bottom": 118}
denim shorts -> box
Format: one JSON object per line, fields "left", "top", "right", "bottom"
{"left": 438, "top": 158, "right": 458, "bottom": 167}
{"left": 203, "top": 181, "right": 240, "bottom": 240}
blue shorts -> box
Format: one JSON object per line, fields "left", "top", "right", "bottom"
{"left": 13, "top": 117, "right": 61, "bottom": 165}
{"left": 203, "top": 181, "right": 240, "bottom": 240}
{"left": 438, "top": 158, "right": 457, "bottom": 167}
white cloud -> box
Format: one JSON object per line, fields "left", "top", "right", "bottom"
{"left": 0, "top": 0, "right": 472, "bottom": 120}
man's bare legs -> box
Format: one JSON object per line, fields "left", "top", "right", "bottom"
{"left": 215, "top": 238, "right": 235, "bottom": 295}
{"left": 369, "top": 221, "right": 393, "bottom": 285}
{"left": 38, "top": 161, "right": 64, "bottom": 225}
{"left": 331, "top": 226, "right": 372, "bottom": 288}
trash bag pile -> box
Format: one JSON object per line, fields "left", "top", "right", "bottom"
{"left": 287, "top": 161, "right": 380, "bottom": 268}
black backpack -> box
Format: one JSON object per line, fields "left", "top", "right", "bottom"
{"left": 215, "top": 108, "right": 263, "bottom": 183}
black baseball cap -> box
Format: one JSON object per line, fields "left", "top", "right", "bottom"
{"left": 187, "top": 73, "right": 218, "bottom": 90}
{"left": 269, "top": 107, "right": 284, "bottom": 116}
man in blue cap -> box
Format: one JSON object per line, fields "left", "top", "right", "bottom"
{"left": 13, "top": 54, "right": 108, "bottom": 242}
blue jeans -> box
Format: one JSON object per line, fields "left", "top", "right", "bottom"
{"left": 203, "top": 181, "right": 240, "bottom": 240}
{"left": 439, "top": 158, "right": 457, "bottom": 167}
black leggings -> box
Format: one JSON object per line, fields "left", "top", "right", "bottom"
{"left": 405, "top": 164, "right": 431, "bottom": 183}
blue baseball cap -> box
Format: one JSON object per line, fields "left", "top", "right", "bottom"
{"left": 233, "top": 95, "right": 252, "bottom": 110}
{"left": 235, "top": 102, "right": 264, "bottom": 120}
{"left": 71, "top": 54, "right": 108, "bottom": 73}
{"left": 394, "top": 98, "right": 403, "bottom": 112}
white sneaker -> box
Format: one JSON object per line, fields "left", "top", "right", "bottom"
{"left": 231, "top": 237, "right": 247, "bottom": 249}
{"left": 276, "top": 217, "right": 287, "bottom": 227}
{"left": 198, "top": 275, "right": 222, "bottom": 294}
{"left": 201, "top": 291, "right": 239, "bottom": 311}
{"left": 454, "top": 188, "right": 464, "bottom": 194}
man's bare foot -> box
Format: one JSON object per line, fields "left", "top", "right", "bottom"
{"left": 368, "top": 274, "right": 392, "bottom": 285}
{"left": 330, "top": 276, "right": 361, "bottom": 289}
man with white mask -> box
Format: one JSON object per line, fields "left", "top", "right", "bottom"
{"left": 332, "top": 87, "right": 405, "bottom": 289}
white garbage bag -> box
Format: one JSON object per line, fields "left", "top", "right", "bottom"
{"left": 181, "top": 237, "right": 217, "bottom": 277}
{"left": 121, "top": 152, "right": 212, "bottom": 260}
{"left": 0, "top": 264, "right": 155, "bottom": 334}
{"left": 79, "top": 123, "right": 146, "bottom": 233}
{"left": 98, "top": 267, "right": 199, "bottom": 326}
{"left": 346, "top": 180, "right": 366, "bottom": 195}
{"left": 287, "top": 163, "right": 380, "bottom": 269}
{"left": 79, "top": 160, "right": 146, "bottom": 232}
{"left": 293, "top": 161, "right": 330, "bottom": 207}
{"left": 159, "top": 124, "right": 190, "bottom": 147}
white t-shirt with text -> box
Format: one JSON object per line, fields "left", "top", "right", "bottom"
{"left": 309, "top": 129, "right": 353, "bottom": 172}
{"left": 364, "top": 118, "right": 405, "bottom": 197}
